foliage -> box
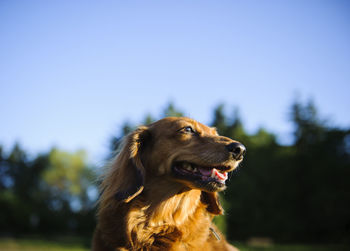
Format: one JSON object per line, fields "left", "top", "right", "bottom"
{"left": 0, "top": 146, "right": 96, "bottom": 237}
{"left": 43, "top": 149, "right": 95, "bottom": 211}
{"left": 221, "top": 100, "right": 350, "bottom": 243}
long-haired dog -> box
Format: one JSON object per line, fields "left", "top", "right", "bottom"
{"left": 92, "top": 117, "right": 245, "bottom": 251}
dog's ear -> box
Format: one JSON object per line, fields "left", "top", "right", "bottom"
{"left": 201, "top": 192, "right": 223, "bottom": 215}
{"left": 100, "top": 126, "right": 151, "bottom": 205}
{"left": 114, "top": 126, "right": 151, "bottom": 203}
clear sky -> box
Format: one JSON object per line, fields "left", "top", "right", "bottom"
{"left": 1, "top": 0, "right": 349, "bottom": 162}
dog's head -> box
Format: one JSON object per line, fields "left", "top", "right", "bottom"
{"left": 143, "top": 117, "right": 245, "bottom": 192}
{"left": 101, "top": 117, "right": 245, "bottom": 214}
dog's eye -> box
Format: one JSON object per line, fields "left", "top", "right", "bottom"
{"left": 182, "top": 126, "right": 195, "bottom": 134}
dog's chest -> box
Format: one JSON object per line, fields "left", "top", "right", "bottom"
{"left": 127, "top": 198, "right": 213, "bottom": 250}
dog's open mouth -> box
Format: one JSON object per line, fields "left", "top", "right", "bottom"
{"left": 172, "top": 161, "right": 230, "bottom": 187}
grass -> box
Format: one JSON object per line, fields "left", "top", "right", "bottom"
{"left": 232, "top": 241, "right": 349, "bottom": 251}
{"left": 0, "top": 237, "right": 89, "bottom": 251}
{"left": 0, "top": 238, "right": 347, "bottom": 251}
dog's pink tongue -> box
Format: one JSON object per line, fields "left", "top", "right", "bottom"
{"left": 213, "top": 169, "right": 228, "bottom": 181}
{"left": 198, "top": 167, "right": 212, "bottom": 176}
{"left": 198, "top": 167, "right": 228, "bottom": 182}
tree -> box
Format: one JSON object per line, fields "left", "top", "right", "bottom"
{"left": 163, "top": 102, "right": 184, "bottom": 117}
{"left": 42, "top": 149, "right": 94, "bottom": 211}
{"left": 288, "top": 99, "right": 350, "bottom": 242}
{"left": 0, "top": 144, "right": 97, "bottom": 236}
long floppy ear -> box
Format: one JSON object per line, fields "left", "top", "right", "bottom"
{"left": 99, "top": 126, "right": 150, "bottom": 205}
{"left": 201, "top": 192, "right": 224, "bottom": 215}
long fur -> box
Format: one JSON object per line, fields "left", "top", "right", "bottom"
{"left": 92, "top": 117, "right": 240, "bottom": 251}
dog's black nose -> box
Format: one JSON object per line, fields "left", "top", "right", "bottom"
{"left": 226, "top": 142, "right": 246, "bottom": 160}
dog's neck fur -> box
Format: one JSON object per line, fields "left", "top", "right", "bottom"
{"left": 123, "top": 179, "right": 213, "bottom": 250}
{"left": 144, "top": 179, "right": 203, "bottom": 225}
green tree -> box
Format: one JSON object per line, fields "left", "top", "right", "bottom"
{"left": 0, "top": 144, "right": 97, "bottom": 236}
{"left": 42, "top": 148, "right": 95, "bottom": 211}
{"left": 163, "top": 102, "right": 184, "bottom": 117}
{"left": 0, "top": 144, "right": 50, "bottom": 234}
{"left": 288, "top": 99, "right": 350, "bottom": 242}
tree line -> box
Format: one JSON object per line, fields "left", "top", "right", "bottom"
{"left": 0, "top": 100, "right": 349, "bottom": 244}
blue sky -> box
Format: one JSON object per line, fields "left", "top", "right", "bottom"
{"left": 1, "top": 0, "right": 349, "bottom": 162}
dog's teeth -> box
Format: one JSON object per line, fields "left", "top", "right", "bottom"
{"left": 183, "top": 163, "right": 191, "bottom": 170}
{"left": 211, "top": 169, "right": 216, "bottom": 178}
{"left": 183, "top": 163, "right": 197, "bottom": 172}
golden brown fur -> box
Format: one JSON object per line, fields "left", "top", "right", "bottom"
{"left": 92, "top": 117, "right": 244, "bottom": 251}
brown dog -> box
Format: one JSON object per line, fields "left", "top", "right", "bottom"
{"left": 92, "top": 117, "right": 245, "bottom": 251}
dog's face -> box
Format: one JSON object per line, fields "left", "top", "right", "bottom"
{"left": 142, "top": 117, "right": 245, "bottom": 193}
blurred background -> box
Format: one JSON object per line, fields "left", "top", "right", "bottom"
{"left": 1, "top": 0, "right": 349, "bottom": 250}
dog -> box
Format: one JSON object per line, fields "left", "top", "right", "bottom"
{"left": 92, "top": 117, "right": 245, "bottom": 251}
